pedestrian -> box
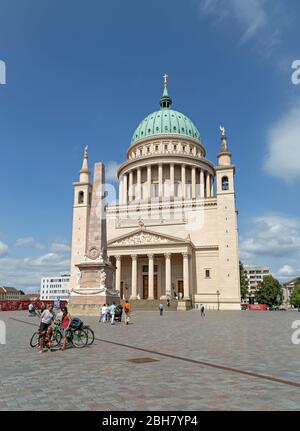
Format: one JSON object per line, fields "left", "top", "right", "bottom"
{"left": 109, "top": 302, "right": 117, "bottom": 325}
{"left": 167, "top": 298, "right": 170, "bottom": 307}
{"left": 100, "top": 303, "right": 107, "bottom": 322}
{"left": 55, "top": 297, "right": 61, "bottom": 310}
{"left": 200, "top": 303, "right": 205, "bottom": 317}
{"left": 124, "top": 300, "right": 131, "bottom": 325}
{"left": 39, "top": 303, "right": 55, "bottom": 353}
{"left": 28, "top": 303, "right": 34, "bottom": 315}
{"left": 159, "top": 302, "right": 164, "bottom": 316}
{"left": 60, "top": 306, "right": 72, "bottom": 351}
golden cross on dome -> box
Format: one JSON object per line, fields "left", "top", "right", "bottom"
{"left": 163, "top": 73, "right": 168, "bottom": 87}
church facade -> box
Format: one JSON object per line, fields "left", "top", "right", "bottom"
{"left": 70, "top": 78, "right": 241, "bottom": 310}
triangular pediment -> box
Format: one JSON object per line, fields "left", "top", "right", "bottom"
{"left": 108, "top": 228, "right": 188, "bottom": 247}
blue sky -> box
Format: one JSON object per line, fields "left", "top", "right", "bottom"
{"left": 0, "top": 0, "right": 300, "bottom": 291}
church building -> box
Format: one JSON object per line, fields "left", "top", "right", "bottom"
{"left": 70, "top": 77, "right": 241, "bottom": 310}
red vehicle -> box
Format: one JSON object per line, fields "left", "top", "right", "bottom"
{"left": 242, "top": 303, "right": 268, "bottom": 311}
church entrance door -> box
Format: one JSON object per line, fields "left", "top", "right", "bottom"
{"left": 178, "top": 280, "right": 183, "bottom": 298}
{"left": 154, "top": 275, "right": 158, "bottom": 300}
{"left": 143, "top": 275, "right": 158, "bottom": 299}
{"left": 143, "top": 275, "right": 148, "bottom": 299}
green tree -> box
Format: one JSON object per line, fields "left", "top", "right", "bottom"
{"left": 239, "top": 261, "right": 248, "bottom": 301}
{"left": 254, "top": 275, "right": 283, "bottom": 306}
{"left": 290, "top": 280, "right": 300, "bottom": 308}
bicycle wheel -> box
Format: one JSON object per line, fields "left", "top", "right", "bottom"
{"left": 30, "top": 332, "right": 40, "bottom": 348}
{"left": 83, "top": 326, "right": 95, "bottom": 345}
{"left": 51, "top": 331, "right": 62, "bottom": 348}
{"left": 71, "top": 328, "right": 88, "bottom": 348}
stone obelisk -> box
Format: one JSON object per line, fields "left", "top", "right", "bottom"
{"left": 68, "top": 162, "right": 119, "bottom": 316}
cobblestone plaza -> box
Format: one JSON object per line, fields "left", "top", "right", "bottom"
{"left": 1, "top": 310, "right": 300, "bottom": 411}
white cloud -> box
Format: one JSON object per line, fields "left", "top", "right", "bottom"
{"left": 0, "top": 241, "right": 8, "bottom": 258}
{"left": 35, "top": 242, "right": 46, "bottom": 250}
{"left": 0, "top": 253, "right": 70, "bottom": 291}
{"left": 264, "top": 102, "right": 300, "bottom": 182}
{"left": 200, "top": 0, "right": 282, "bottom": 48}
{"left": 50, "top": 242, "right": 71, "bottom": 253}
{"left": 15, "top": 237, "right": 35, "bottom": 247}
{"left": 240, "top": 214, "right": 300, "bottom": 259}
{"left": 278, "top": 265, "right": 297, "bottom": 277}
{"left": 0, "top": 236, "right": 71, "bottom": 290}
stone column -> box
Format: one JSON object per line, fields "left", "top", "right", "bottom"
{"left": 147, "top": 166, "right": 152, "bottom": 200}
{"left": 115, "top": 256, "right": 122, "bottom": 297}
{"left": 131, "top": 255, "right": 137, "bottom": 299}
{"left": 137, "top": 167, "right": 141, "bottom": 201}
{"left": 183, "top": 252, "right": 190, "bottom": 299}
{"left": 210, "top": 175, "right": 214, "bottom": 197}
{"left": 158, "top": 163, "right": 163, "bottom": 200}
{"left": 170, "top": 163, "right": 175, "bottom": 199}
{"left": 123, "top": 173, "right": 128, "bottom": 205}
{"left": 192, "top": 166, "right": 196, "bottom": 199}
{"left": 119, "top": 177, "right": 123, "bottom": 205}
{"left": 206, "top": 172, "right": 211, "bottom": 198}
{"left": 129, "top": 171, "right": 133, "bottom": 202}
{"left": 200, "top": 169, "right": 204, "bottom": 198}
{"left": 181, "top": 164, "right": 186, "bottom": 199}
{"left": 165, "top": 253, "right": 172, "bottom": 297}
{"left": 148, "top": 254, "right": 154, "bottom": 299}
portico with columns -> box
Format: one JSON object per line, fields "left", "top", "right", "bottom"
{"left": 107, "top": 228, "right": 193, "bottom": 302}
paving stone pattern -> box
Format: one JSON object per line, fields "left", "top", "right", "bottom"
{"left": 1, "top": 310, "right": 300, "bottom": 411}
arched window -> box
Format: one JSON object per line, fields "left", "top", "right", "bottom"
{"left": 78, "top": 191, "right": 84, "bottom": 204}
{"left": 222, "top": 176, "right": 229, "bottom": 191}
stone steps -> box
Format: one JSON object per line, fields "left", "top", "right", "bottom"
{"left": 121, "top": 299, "right": 178, "bottom": 311}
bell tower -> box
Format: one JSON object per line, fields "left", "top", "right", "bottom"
{"left": 215, "top": 127, "right": 241, "bottom": 309}
{"left": 70, "top": 146, "right": 92, "bottom": 292}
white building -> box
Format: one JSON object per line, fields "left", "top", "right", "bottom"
{"left": 70, "top": 78, "right": 241, "bottom": 310}
{"left": 282, "top": 278, "right": 300, "bottom": 307}
{"left": 244, "top": 266, "right": 270, "bottom": 299}
{"left": 40, "top": 274, "right": 71, "bottom": 301}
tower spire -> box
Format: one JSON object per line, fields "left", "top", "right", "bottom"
{"left": 218, "top": 126, "right": 232, "bottom": 166}
{"left": 160, "top": 73, "right": 172, "bottom": 109}
{"left": 79, "top": 145, "right": 90, "bottom": 182}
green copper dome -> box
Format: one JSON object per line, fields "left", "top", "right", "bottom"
{"left": 130, "top": 81, "right": 201, "bottom": 145}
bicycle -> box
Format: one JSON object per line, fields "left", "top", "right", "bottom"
{"left": 82, "top": 325, "right": 95, "bottom": 345}
{"left": 30, "top": 321, "right": 62, "bottom": 349}
{"left": 64, "top": 326, "right": 89, "bottom": 348}
{"left": 30, "top": 322, "right": 88, "bottom": 349}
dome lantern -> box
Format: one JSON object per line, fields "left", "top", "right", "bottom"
{"left": 160, "top": 73, "right": 172, "bottom": 109}
{"left": 130, "top": 76, "right": 202, "bottom": 146}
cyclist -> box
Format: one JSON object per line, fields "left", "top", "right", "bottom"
{"left": 39, "top": 304, "right": 55, "bottom": 353}
{"left": 60, "top": 306, "right": 72, "bottom": 351}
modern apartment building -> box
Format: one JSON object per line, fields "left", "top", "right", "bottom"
{"left": 40, "top": 274, "right": 71, "bottom": 301}
{"left": 244, "top": 266, "right": 270, "bottom": 302}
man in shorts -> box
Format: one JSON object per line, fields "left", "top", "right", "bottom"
{"left": 39, "top": 304, "right": 54, "bottom": 353}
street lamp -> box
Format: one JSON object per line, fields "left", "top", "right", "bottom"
{"left": 216, "top": 290, "right": 220, "bottom": 311}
